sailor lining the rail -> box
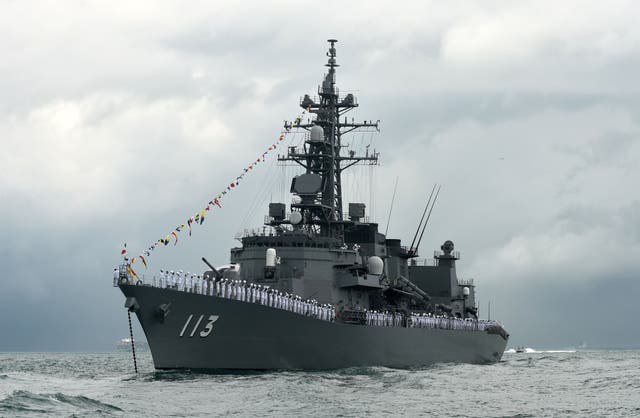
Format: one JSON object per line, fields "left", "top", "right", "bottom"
{"left": 147, "top": 271, "right": 376, "bottom": 325}
{"left": 163, "top": 273, "right": 490, "bottom": 328}
{"left": 184, "top": 272, "right": 191, "bottom": 292}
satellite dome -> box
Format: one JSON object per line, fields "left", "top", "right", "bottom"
{"left": 289, "top": 211, "right": 302, "bottom": 225}
{"left": 367, "top": 256, "right": 384, "bottom": 275}
{"left": 310, "top": 125, "right": 324, "bottom": 142}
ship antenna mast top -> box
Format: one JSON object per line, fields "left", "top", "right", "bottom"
{"left": 326, "top": 39, "right": 339, "bottom": 93}
{"left": 277, "top": 40, "right": 380, "bottom": 240}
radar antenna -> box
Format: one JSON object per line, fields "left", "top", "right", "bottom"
{"left": 278, "top": 39, "right": 380, "bottom": 239}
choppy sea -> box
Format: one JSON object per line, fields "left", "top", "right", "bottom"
{"left": 0, "top": 349, "right": 638, "bottom": 417}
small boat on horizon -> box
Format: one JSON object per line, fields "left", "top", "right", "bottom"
{"left": 116, "top": 338, "right": 148, "bottom": 350}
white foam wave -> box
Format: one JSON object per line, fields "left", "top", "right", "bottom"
{"left": 505, "top": 348, "right": 577, "bottom": 354}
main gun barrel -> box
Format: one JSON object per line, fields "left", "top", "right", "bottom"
{"left": 201, "top": 257, "right": 221, "bottom": 279}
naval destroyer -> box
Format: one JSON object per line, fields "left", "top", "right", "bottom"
{"left": 116, "top": 40, "right": 509, "bottom": 370}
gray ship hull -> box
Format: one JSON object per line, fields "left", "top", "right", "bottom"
{"left": 120, "top": 284, "right": 507, "bottom": 370}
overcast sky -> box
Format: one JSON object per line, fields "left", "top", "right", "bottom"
{"left": 1, "top": 1, "right": 639, "bottom": 351}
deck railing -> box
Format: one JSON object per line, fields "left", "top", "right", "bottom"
{"left": 114, "top": 273, "right": 505, "bottom": 334}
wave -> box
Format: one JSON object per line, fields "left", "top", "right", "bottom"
{"left": 0, "top": 390, "right": 122, "bottom": 414}
{"left": 505, "top": 348, "right": 577, "bottom": 354}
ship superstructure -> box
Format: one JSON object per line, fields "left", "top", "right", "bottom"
{"left": 117, "top": 40, "right": 509, "bottom": 370}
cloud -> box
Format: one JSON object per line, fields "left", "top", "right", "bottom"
{"left": 0, "top": 94, "right": 234, "bottom": 221}
{"left": 1, "top": 0, "right": 640, "bottom": 350}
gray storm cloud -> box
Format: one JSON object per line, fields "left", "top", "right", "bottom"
{"left": 1, "top": 0, "right": 639, "bottom": 350}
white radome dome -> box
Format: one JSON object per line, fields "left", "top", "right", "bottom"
{"left": 367, "top": 256, "right": 384, "bottom": 275}
{"left": 289, "top": 211, "right": 302, "bottom": 225}
{"left": 310, "top": 125, "right": 324, "bottom": 142}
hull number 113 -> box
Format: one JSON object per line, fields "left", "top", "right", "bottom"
{"left": 179, "top": 314, "right": 219, "bottom": 338}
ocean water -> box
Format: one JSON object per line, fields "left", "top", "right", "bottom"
{"left": 0, "top": 350, "right": 638, "bottom": 417}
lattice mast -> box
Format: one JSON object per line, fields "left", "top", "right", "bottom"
{"left": 278, "top": 39, "right": 379, "bottom": 239}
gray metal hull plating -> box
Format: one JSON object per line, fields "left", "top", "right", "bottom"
{"left": 120, "top": 284, "right": 507, "bottom": 370}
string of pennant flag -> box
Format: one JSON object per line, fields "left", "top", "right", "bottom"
{"left": 121, "top": 108, "right": 313, "bottom": 277}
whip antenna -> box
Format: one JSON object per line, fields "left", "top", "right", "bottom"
{"left": 384, "top": 176, "right": 399, "bottom": 236}
{"left": 414, "top": 184, "right": 441, "bottom": 255}
{"left": 409, "top": 183, "right": 438, "bottom": 253}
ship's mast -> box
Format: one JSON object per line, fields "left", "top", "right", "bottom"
{"left": 278, "top": 40, "right": 379, "bottom": 240}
